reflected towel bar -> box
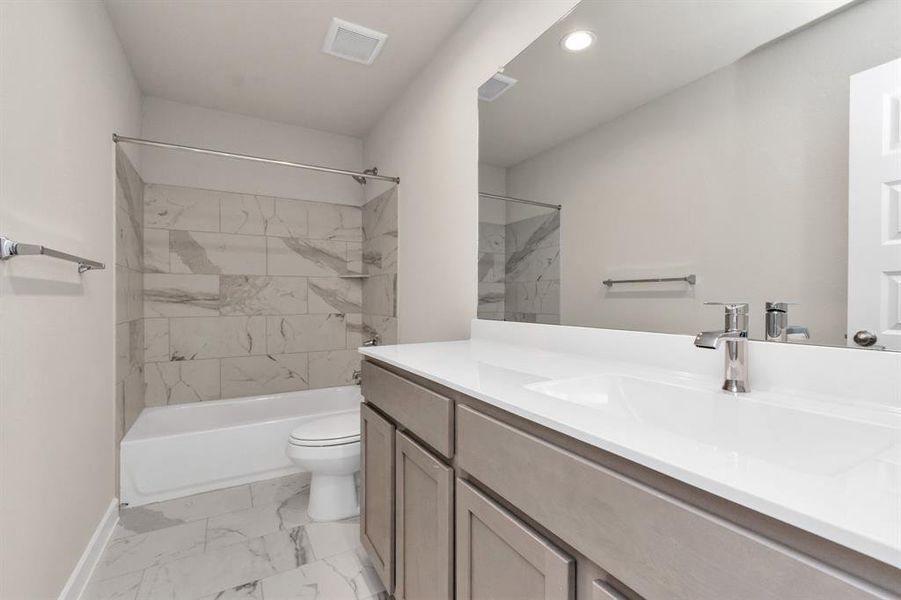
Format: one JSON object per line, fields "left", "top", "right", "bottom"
{"left": 0, "top": 236, "right": 105, "bottom": 273}
{"left": 603, "top": 274, "right": 696, "bottom": 287}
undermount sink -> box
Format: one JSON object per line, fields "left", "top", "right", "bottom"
{"left": 525, "top": 373, "right": 694, "bottom": 410}
{"left": 524, "top": 374, "right": 900, "bottom": 476}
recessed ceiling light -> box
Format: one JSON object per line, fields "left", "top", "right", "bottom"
{"left": 560, "top": 30, "right": 596, "bottom": 52}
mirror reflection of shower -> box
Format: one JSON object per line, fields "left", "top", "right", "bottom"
{"left": 478, "top": 190, "right": 560, "bottom": 324}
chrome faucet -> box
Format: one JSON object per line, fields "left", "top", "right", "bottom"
{"left": 694, "top": 302, "right": 750, "bottom": 393}
{"left": 352, "top": 369, "right": 362, "bottom": 385}
{"left": 362, "top": 334, "right": 380, "bottom": 347}
{"left": 764, "top": 302, "right": 810, "bottom": 342}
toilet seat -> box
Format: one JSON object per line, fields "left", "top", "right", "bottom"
{"left": 289, "top": 411, "right": 360, "bottom": 447}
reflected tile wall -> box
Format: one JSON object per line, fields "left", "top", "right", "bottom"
{"left": 115, "top": 147, "right": 145, "bottom": 438}
{"left": 478, "top": 222, "right": 506, "bottom": 321}
{"left": 504, "top": 212, "right": 560, "bottom": 324}
{"left": 362, "top": 188, "right": 398, "bottom": 344}
{"left": 141, "top": 183, "right": 368, "bottom": 405}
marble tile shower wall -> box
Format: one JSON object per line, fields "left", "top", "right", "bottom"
{"left": 115, "top": 147, "right": 146, "bottom": 439}
{"left": 361, "top": 187, "right": 398, "bottom": 345}
{"left": 477, "top": 221, "right": 506, "bottom": 321}
{"left": 504, "top": 211, "right": 560, "bottom": 324}
{"left": 141, "top": 183, "right": 369, "bottom": 406}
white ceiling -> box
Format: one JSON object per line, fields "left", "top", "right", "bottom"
{"left": 480, "top": 0, "right": 853, "bottom": 168}
{"left": 105, "top": 0, "right": 478, "bottom": 137}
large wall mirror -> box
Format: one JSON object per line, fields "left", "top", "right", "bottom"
{"left": 478, "top": 0, "right": 901, "bottom": 351}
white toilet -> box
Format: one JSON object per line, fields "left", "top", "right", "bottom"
{"left": 286, "top": 409, "right": 361, "bottom": 522}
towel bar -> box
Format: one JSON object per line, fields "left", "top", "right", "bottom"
{"left": 0, "top": 236, "right": 105, "bottom": 273}
{"left": 602, "top": 274, "right": 696, "bottom": 287}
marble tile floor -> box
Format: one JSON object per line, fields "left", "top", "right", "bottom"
{"left": 84, "top": 473, "right": 386, "bottom": 600}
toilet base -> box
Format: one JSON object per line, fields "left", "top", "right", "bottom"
{"left": 308, "top": 472, "right": 359, "bottom": 521}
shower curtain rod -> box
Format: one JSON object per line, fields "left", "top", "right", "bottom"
{"left": 478, "top": 191, "right": 561, "bottom": 211}
{"left": 112, "top": 134, "right": 400, "bottom": 185}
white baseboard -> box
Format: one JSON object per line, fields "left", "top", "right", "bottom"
{"left": 58, "top": 498, "right": 119, "bottom": 600}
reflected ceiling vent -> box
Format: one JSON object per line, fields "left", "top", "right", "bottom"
{"left": 478, "top": 73, "right": 517, "bottom": 102}
{"left": 322, "top": 17, "right": 388, "bottom": 65}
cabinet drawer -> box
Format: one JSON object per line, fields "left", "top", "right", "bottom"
{"left": 362, "top": 361, "right": 453, "bottom": 458}
{"left": 457, "top": 478, "right": 574, "bottom": 600}
{"left": 456, "top": 405, "right": 883, "bottom": 600}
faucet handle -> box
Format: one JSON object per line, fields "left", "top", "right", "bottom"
{"left": 765, "top": 301, "right": 799, "bottom": 312}
{"left": 704, "top": 302, "right": 749, "bottom": 314}
{"left": 705, "top": 302, "right": 749, "bottom": 331}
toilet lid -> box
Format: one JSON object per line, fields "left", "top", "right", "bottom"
{"left": 289, "top": 411, "right": 360, "bottom": 446}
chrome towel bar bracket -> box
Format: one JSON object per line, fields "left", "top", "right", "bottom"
{"left": 603, "top": 274, "right": 696, "bottom": 287}
{"left": 0, "top": 236, "right": 105, "bottom": 273}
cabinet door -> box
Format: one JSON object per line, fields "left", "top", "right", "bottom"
{"left": 395, "top": 431, "right": 453, "bottom": 600}
{"left": 360, "top": 403, "right": 395, "bottom": 592}
{"left": 456, "top": 479, "right": 574, "bottom": 600}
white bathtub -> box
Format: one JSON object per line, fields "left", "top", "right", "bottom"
{"left": 120, "top": 386, "right": 362, "bottom": 506}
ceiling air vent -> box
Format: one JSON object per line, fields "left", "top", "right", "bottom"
{"left": 478, "top": 73, "right": 518, "bottom": 102}
{"left": 322, "top": 17, "right": 388, "bottom": 65}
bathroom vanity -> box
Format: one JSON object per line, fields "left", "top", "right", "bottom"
{"left": 358, "top": 321, "right": 901, "bottom": 600}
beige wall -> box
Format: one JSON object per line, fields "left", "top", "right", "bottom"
{"left": 0, "top": 2, "right": 142, "bottom": 597}
{"left": 506, "top": 0, "right": 901, "bottom": 346}
{"left": 141, "top": 97, "right": 364, "bottom": 206}
{"left": 364, "top": 0, "right": 579, "bottom": 343}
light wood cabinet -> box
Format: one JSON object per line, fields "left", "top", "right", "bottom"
{"left": 360, "top": 403, "right": 395, "bottom": 592}
{"left": 360, "top": 358, "right": 899, "bottom": 599}
{"left": 395, "top": 431, "right": 453, "bottom": 600}
{"left": 456, "top": 478, "right": 574, "bottom": 600}
{"left": 455, "top": 404, "right": 885, "bottom": 600}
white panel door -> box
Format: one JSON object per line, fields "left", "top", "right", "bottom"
{"left": 848, "top": 58, "right": 901, "bottom": 351}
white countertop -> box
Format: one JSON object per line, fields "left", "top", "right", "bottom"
{"left": 360, "top": 329, "right": 901, "bottom": 568}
